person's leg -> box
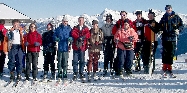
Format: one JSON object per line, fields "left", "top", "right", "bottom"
{"left": 26, "top": 52, "right": 32, "bottom": 80}
{"left": 32, "top": 52, "right": 39, "bottom": 80}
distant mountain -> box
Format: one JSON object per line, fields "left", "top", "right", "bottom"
{"left": 34, "top": 8, "right": 187, "bottom": 57}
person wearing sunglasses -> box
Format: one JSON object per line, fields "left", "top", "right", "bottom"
{"left": 159, "top": 5, "right": 183, "bottom": 77}
{"left": 24, "top": 23, "right": 42, "bottom": 82}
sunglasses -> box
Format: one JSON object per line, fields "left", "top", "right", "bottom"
{"left": 121, "top": 14, "right": 126, "bottom": 16}
{"left": 31, "top": 26, "right": 36, "bottom": 28}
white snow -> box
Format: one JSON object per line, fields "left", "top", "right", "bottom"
{"left": 0, "top": 50, "right": 187, "bottom": 93}
{"left": 0, "top": 8, "right": 187, "bottom": 93}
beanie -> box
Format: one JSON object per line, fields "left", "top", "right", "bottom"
{"left": 92, "top": 20, "right": 98, "bottom": 25}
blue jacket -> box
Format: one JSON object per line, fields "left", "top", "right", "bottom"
{"left": 159, "top": 11, "right": 183, "bottom": 41}
{"left": 53, "top": 24, "right": 72, "bottom": 52}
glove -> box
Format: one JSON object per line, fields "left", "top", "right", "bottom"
{"left": 68, "top": 37, "right": 73, "bottom": 42}
{"left": 175, "top": 29, "right": 179, "bottom": 35}
{"left": 55, "top": 38, "right": 60, "bottom": 42}
{"left": 78, "top": 36, "right": 85, "bottom": 42}
{"left": 24, "top": 42, "right": 29, "bottom": 46}
{"left": 34, "top": 42, "right": 40, "bottom": 46}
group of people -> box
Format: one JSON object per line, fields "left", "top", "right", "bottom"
{"left": 0, "top": 5, "right": 183, "bottom": 83}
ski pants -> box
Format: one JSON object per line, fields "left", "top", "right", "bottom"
{"left": 15, "top": 52, "right": 26, "bottom": 69}
{"left": 0, "top": 50, "right": 6, "bottom": 73}
{"left": 57, "top": 51, "right": 68, "bottom": 74}
{"left": 43, "top": 52, "right": 55, "bottom": 72}
{"left": 26, "top": 52, "right": 39, "bottom": 79}
{"left": 117, "top": 48, "right": 134, "bottom": 72}
{"left": 142, "top": 41, "right": 158, "bottom": 67}
{"left": 87, "top": 52, "right": 100, "bottom": 72}
{"left": 72, "top": 50, "right": 85, "bottom": 74}
{"left": 103, "top": 36, "right": 115, "bottom": 70}
{"left": 8, "top": 44, "right": 23, "bottom": 74}
{"left": 162, "top": 41, "right": 176, "bottom": 65}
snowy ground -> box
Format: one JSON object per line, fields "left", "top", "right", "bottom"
{"left": 0, "top": 50, "right": 187, "bottom": 93}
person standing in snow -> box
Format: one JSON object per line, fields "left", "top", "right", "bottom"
{"left": 6, "top": 19, "right": 25, "bottom": 81}
{"left": 87, "top": 20, "right": 103, "bottom": 81}
{"left": 132, "top": 11, "right": 147, "bottom": 72}
{"left": 53, "top": 17, "right": 72, "bottom": 80}
{"left": 112, "top": 11, "right": 133, "bottom": 75}
{"left": 42, "top": 23, "right": 56, "bottom": 79}
{"left": 159, "top": 5, "right": 183, "bottom": 76}
{"left": 114, "top": 19, "right": 138, "bottom": 77}
{"left": 71, "top": 16, "right": 90, "bottom": 82}
{"left": 100, "top": 14, "right": 115, "bottom": 76}
{"left": 142, "top": 10, "right": 159, "bottom": 74}
{"left": 24, "top": 23, "right": 42, "bottom": 81}
{"left": 0, "top": 19, "right": 8, "bottom": 77}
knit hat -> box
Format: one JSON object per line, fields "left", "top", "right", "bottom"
{"left": 124, "top": 19, "right": 129, "bottom": 24}
{"left": 148, "top": 9, "right": 156, "bottom": 17}
{"left": 92, "top": 20, "right": 98, "bottom": 25}
{"left": 165, "top": 5, "right": 172, "bottom": 10}
{"left": 62, "top": 16, "right": 68, "bottom": 21}
{"left": 135, "top": 11, "right": 142, "bottom": 15}
{"left": 47, "top": 23, "right": 53, "bottom": 29}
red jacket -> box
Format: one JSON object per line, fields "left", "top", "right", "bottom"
{"left": 71, "top": 25, "right": 90, "bottom": 51}
{"left": 24, "top": 31, "right": 42, "bottom": 52}
{"left": 0, "top": 24, "right": 8, "bottom": 52}
{"left": 112, "top": 19, "right": 133, "bottom": 35}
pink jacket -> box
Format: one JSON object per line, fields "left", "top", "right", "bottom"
{"left": 114, "top": 28, "right": 138, "bottom": 50}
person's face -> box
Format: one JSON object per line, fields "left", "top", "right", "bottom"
{"left": 124, "top": 22, "right": 129, "bottom": 30}
{"left": 47, "top": 25, "right": 52, "bottom": 31}
{"left": 78, "top": 18, "right": 84, "bottom": 26}
{"left": 62, "top": 21, "right": 68, "bottom": 26}
{"left": 166, "top": 7, "right": 172, "bottom": 14}
{"left": 13, "top": 22, "right": 20, "bottom": 30}
{"left": 106, "top": 17, "right": 112, "bottom": 23}
{"left": 121, "top": 12, "right": 127, "bottom": 20}
{"left": 93, "top": 24, "right": 98, "bottom": 29}
{"left": 30, "top": 24, "right": 36, "bottom": 32}
{"left": 136, "top": 14, "right": 142, "bottom": 20}
{"left": 148, "top": 14, "right": 154, "bottom": 20}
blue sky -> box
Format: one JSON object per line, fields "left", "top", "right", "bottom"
{"left": 1, "top": 0, "right": 186, "bottom": 20}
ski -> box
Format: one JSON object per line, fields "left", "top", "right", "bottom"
{"left": 170, "top": 73, "right": 177, "bottom": 78}
{"left": 4, "top": 80, "right": 13, "bottom": 87}
{"left": 12, "top": 80, "right": 20, "bottom": 87}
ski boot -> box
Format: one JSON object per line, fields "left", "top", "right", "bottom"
{"left": 10, "top": 72, "right": 15, "bottom": 81}
{"left": 87, "top": 72, "right": 91, "bottom": 82}
{"left": 72, "top": 72, "right": 78, "bottom": 81}
{"left": 79, "top": 73, "right": 86, "bottom": 83}
{"left": 93, "top": 72, "right": 98, "bottom": 81}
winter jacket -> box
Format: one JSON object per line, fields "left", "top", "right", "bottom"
{"left": 5, "top": 27, "right": 25, "bottom": 52}
{"left": 159, "top": 11, "right": 183, "bottom": 41}
{"left": 114, "top": 28, "right": 138, "bottom": 50}
{"left": 101, "top": 23, "right": 114, "bottom": 36}
{"left": 88, "top": 28, "right": 103, "bottom": 53}
{"left": 24, "top": 31, "right": 42, "bottom": 52}
{"left": 53, "top": 24, "right": 72, "bottom": 52}
{"left": 71, "top": 25, "right": 90, "bottom": 51}
{"left": 112, "top": 19, "right": 133, "bottom": 35}
{"left": 144, "top": 19, "right": 160, "bottom": 41}
{"left": 0, "top": 24, "right": 8, "bottom": 52}
{"left": 42, "top": 30, "right": 56, "bottom": 54}
{"left": 132, "top": 18, "right": 147, "bottom": 42}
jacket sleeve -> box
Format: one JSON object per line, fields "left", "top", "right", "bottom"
{"left": 37, "top": 33, "right": 42, "bottom": 46}
{"left": 71, "top": 27, "right": 79, "bottom": 40}
{"left": 112, "top": 24, "right": 118, "bottom": 35}
{"left": 130, "top": 28, "right": 138, "bottom": 42}
{"left": 3, "top": 32, "right": 8, "bottom": 53}
{"left": 83, "top": 27, "right": 90, "bottom": 39}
